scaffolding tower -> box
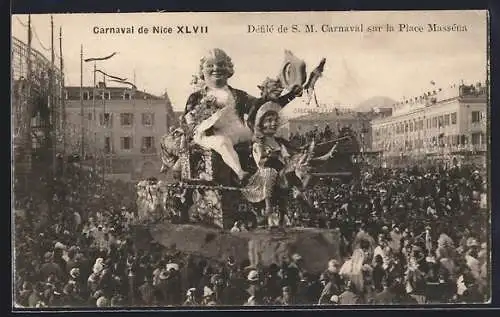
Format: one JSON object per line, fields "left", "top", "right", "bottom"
{"left": 12, "top": 34, "right": 63, "bottom": 187}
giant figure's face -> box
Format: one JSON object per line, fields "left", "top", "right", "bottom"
{"left": 202, "top": 57, "right": 230, "bottom": 86}
{"left": 266, "top": 83, "right": 284, "bottom": 100}
{"left": 259, "top": 78, "right": 284, "bottom": 100}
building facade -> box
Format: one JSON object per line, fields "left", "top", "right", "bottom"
{"left": 64, "top": 85, "right": 177, "bottom": 182}
{"left": 371, "top": 83, "right": 487, "bottom": 162}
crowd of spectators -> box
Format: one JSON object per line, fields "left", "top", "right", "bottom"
{"left": 14, "top": 151, "right": 489, "bottom": 307}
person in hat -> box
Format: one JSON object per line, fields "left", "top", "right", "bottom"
{"left": 245, "top": 269, "right": 263, "bottom": 299}
{"left": 241, "top": 101, "right": 338, "bottom": 227}
{"left": 67, "top": 268, "right": 81, "bottom": 292}
{"left": 244, "top": 277, "right": 264, "bottom": 306}
{"left": 230, "top": 221, "right": 241, "bottom": 233}
{"left": 202, "top": 286, "right": 217, "bottom": 306}
{"left": 183, "top": 288, "right": 199, "bottom": 306}
{"left": 283, "top": 253, "right": 307, "bottom": 296}
{"left": 464, "top": 237, "right": 481, "bottom": 280}
{"left": 96, "top": 295, "right": 110, "bottom": 307}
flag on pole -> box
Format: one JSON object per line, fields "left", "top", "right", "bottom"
{"left": 84, "top": 52, "right": 118, "bottom": 62}
{"left": 304, "top": 58, "right": 326, "bottom": 107}
{"left": 95, "top": 69, "right": 127, "bottom": 82}
{"left": 109, "top": 79, "right": 137, "bottom": 89}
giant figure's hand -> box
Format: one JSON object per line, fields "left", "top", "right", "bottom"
{"left": 290, "top": 84, "right": 304, "bottom": 97}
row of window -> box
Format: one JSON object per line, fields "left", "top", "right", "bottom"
{"left": 374, "top": 110, "right": 485, "bottom": 138}
{"left": 375, "top": 133, "right": 486, "bottom": 150}
{"left": 73, "top": 91, "right": 133, "bottom": 100}
{"left": 374, "top": 112, "right": 459, "bottom": 137}
{"left": 86, "top": 112, "right": 155, "bottom": 127}
{"left": 104, "top": 136, "right": 156, "bottom": 152}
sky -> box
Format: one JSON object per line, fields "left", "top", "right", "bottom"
{"left": 12, "top": 11, "right": 488, "bottom": 115}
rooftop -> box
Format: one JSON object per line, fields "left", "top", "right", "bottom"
{"left": 390, "top": 82, "right": 487, "bottom": 116}
{"left": 65, "top": 85, "right": 164, "bottom": 101}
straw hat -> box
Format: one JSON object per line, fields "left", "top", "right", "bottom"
{"left": 203, "top": 286, "right": 214, "bottom": 298}
{"left": 70, "top": 268, "right": 80, "bottom": 279}
{"left": 166, "top": 263, "right": 179, "bottom": 271}
{"left": 247, "top": 270, "right": 259, "bottom": 282}
{"left": 186, "top": 288, "right": 196, "bottom": 296}
{"left": 96, "top": 296, "right": 109, "bottom": 307}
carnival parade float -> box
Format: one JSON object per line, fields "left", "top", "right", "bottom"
{"left": 134, "top": 49, "right": 362, "bottom": 273}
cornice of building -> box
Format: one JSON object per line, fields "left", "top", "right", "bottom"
{"left": 372, "top": 95, "right": 486, "bottom": 126}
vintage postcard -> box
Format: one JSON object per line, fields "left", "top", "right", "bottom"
{"left": 11, "top": 11, "right": 489, "bottom": 308}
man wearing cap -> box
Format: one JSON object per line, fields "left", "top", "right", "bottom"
{"left": 464, "top": 237, "right": 481, "bottom": 280}
{"left": 246, "top": 269, "right": 261, "bottom": 297}
{"left": 287, "top": 254, "right": 304, "bottom": 295}
{"left": 66, "top": 268, "right": 82, "bottom": 293}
